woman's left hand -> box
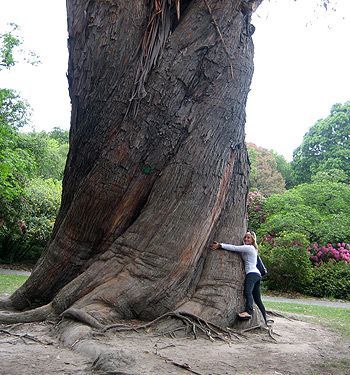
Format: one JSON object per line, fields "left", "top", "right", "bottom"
{"left": 210, "top": 242, "right": 221, "bottom": 250}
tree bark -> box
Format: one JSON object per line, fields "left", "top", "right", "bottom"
{"left": 2, "top": 0, "right": 263, "bottom": 328}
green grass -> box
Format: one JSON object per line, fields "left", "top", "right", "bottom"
{"left": 0, "top": 274, "right": 28, "bottom": 294}
{"left": 265, "top": 300, "right": 350, "bottom": 337}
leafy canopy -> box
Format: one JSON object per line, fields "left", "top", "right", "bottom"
{"left": 0, "top": 23, "right": 40, "bottom": 70}
{"left": 259, "top": 181, "right": 350, "bottom": 245}
{"left": 292, "top": 101, "right": 350, "bottom": 184}
{"left": 247, "top": 143, "right": 287, "bottom": 196}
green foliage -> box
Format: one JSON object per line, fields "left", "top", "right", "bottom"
{"left": 259, "top": 181, "right": 350, "bottom": 244}
{"left": 0, "top": 24, "right": 21, "bottom": 69}
{"left": 48, "top": 127, "right": 69, "bottom": 144}
{"left": 0, "top": 178, "right": 62, "bottom": 262}
{"left": 18, "top": 132, "right": 69, "bottom": 180}
{"left": 0, "top": 88, "right": 32, "bottom": 206}
{"left": 0, "top": 91, "right": 67, "bottom": 262}
{"left": 0, "top": 23, "right": 63, "bottom": 262}
{"left": 292, "top": 101, "right": 350, "bottom": 184}
{"left": 260, "top": 232, "right": 314, "bottom": 292}
{"left": 0, "top": 88, "right": 30, "bottom": 131}
{"left": 273, "top": 151, "right": 294, "bottom": 188}
{"left": 0, "top": 126, "right": 67, "bottom": 261}
{"left": 247, "top": 143, "right": 286, "bottom": 196}
{"left": 0, "top": 23, "right": 40, "bottom": 70}
{"left": 304, "top": 262, "right": 350, "bottom": 300}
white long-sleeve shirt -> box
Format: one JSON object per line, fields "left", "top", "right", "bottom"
{"left": 220, "top": 243, "right": 261, "bottom": 276}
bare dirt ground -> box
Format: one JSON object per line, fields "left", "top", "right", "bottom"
{"left": 1, "top": 312, "right": 350, "bottom": 375}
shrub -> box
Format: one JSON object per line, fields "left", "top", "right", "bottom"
{"left": 260, "top": 232, "right": 314, "bottom": 293}
{"left": 304, "top": 262, "right": 350, "bottom": 300}
{"left": 259, "top": 181, "right": 350, "bottom": 245}
{"left": 0, "top": 177, "right": 61, "bottom": 262}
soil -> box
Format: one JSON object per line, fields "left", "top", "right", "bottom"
{"left": 1, "top": 312, "right": 350, "bottom": 375}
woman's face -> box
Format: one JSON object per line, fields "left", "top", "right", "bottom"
{"left": 243, "top": 233, "right": 254, "bottom": 245}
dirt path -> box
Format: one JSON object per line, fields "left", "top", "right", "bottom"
{"left": 1, "top": 313, "right": 350, "bottom": 375}
{"left": 1, "top": 268, "right": 350, "bottom": 374}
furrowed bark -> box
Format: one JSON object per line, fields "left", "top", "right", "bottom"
{"left": 4, "top": 0, "right": 263, "bottom": 329}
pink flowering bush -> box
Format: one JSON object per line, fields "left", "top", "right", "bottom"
{"left": 247, "top": 191, "right": 266, "bottom": 230}
{"left": 308, "top": 242, "right": 350, "bottom": 265}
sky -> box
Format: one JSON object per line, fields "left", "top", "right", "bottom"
{"left": 0, "top": 0, "right": 349, "bottom": 161}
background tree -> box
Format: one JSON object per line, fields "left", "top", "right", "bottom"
{"left": 0, "top": 0, "right": 265, "bottom": 330}
{"left": 247, "top": 143, "right": 286, "bottom": 196}
{"left": 273, "top": 151, "right": 293, "bottom": 188}
{"left": 292, "top": 101, "right": 350, "bottom": 184}
{"left": 0, "top": 28, "right": 66, "bottom": 263}
{"left": 0, "top": 23, "right": 39, "bottom": 69}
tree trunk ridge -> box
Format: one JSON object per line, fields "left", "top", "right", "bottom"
{"left": 1, "top": 0, "right": 264, "bottom": 330}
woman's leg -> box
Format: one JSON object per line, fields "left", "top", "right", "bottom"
{"left": 252, "top": 278, "right": 267, "bottom": 323}
{"left": 243, "top": 273, "right": 258, "bottom": 316}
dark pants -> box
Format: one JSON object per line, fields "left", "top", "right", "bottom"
{"left": 244, "top": 272, "right": 267, "bottom": 323}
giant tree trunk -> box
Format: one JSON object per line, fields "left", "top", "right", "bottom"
{"left": 1, "top": 0, "right": 263, "bottom": 328}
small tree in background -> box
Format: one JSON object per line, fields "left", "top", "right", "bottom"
{"left": 247, "top": 143, "right": 286, "bottom": 196}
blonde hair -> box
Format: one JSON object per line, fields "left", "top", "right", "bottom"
{"left": 244, "top": 231, "right": 258, "bottom": 250}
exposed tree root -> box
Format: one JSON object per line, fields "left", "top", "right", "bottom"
{"left": 59, "top": 307, "right": 275, "bottom": 343}
{"left": 155, "top": 351, "right": 204, "bottom": 375}
{"left": 61, "top": 308, "right": 105, "bottom": 330}
{"left": 240, "top": 321, "right": 280, "bottom": 342}
{"left": 0, "top": 303, "right": 53, "bottom": 324}
{"left": 266, "top": 310, "right": 298, "bottom": 321}
{"left": 0, "top": 328, "right": 54, "bottom": 345}
{"left": 96, "top": 311, "right": 249, "bottom": 343}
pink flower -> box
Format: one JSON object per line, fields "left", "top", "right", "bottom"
{"left": 331, "top": 249, "right": 338, "bottom": 256}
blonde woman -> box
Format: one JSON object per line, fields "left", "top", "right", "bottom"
{"left": 211, "top": 232, "right": 267, "bottom": 323}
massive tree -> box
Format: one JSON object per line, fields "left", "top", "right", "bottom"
{"left": 0, "top": 0, "right": 264, "bottom": 330}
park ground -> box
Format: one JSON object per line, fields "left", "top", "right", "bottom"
{"left": 1, "top": 266, "right": 350, "bottom": 374}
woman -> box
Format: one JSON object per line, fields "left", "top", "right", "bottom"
{"left": 211, "top": 232, "right": 267, "bottom": 323}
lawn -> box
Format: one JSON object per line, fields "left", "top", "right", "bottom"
{"left": 0, "top": 274, "right": 28, "bottom": 295}
{"left": 265, "top": 300, "right": 350, "bottom": 337}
